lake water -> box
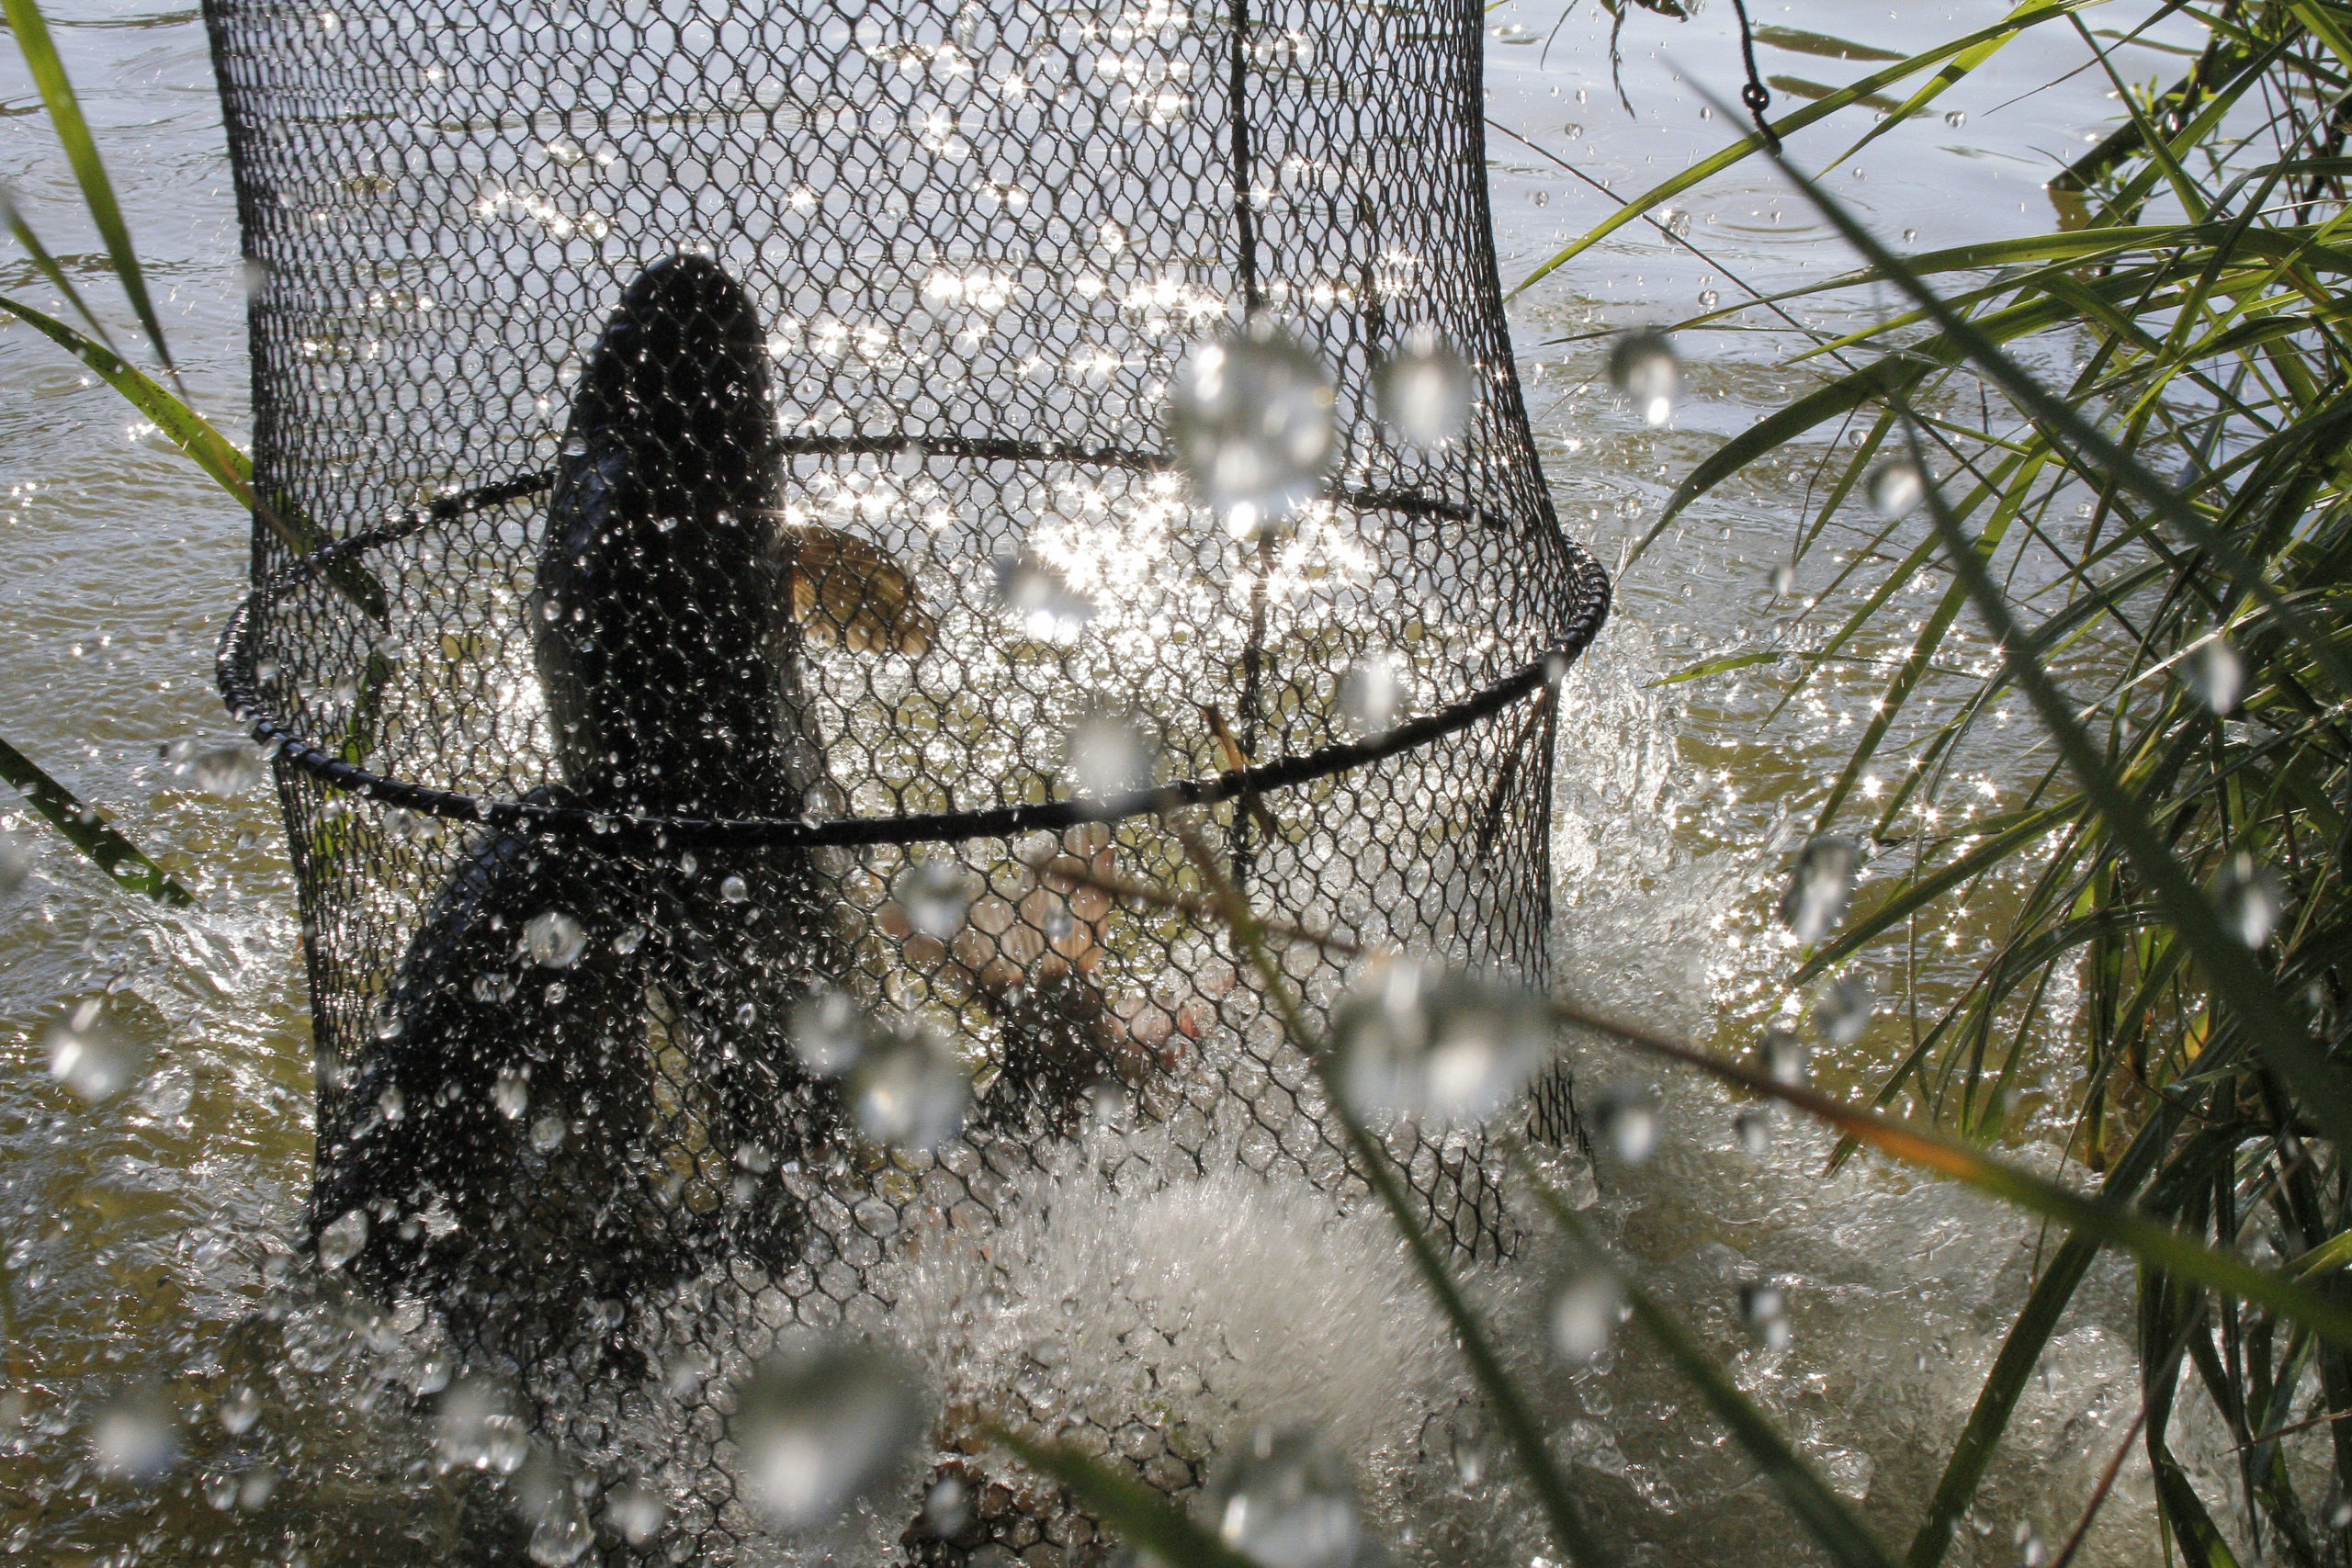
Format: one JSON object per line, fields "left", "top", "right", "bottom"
{"left": 0, "top": 0, "right": 2233, "bottom": 1562}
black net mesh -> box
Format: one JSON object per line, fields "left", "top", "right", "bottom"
{"left": 203, "top": 0, "right": 1608, "bottom": 1558}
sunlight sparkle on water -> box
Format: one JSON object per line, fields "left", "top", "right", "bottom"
{"left": 729, "top": 1339, "right": 929, "bottom": 1532}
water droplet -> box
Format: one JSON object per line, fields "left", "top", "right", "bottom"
{"left": 1336, "top": 656, "right": 1406, "bottom": 738}
{"left": 238, "top": 1465, "right": 279, "bottom": 1510}
{"left": 524, "top": 910, "right": 586, "bottom": 968}
{"left": 1374, "top": 329, "right": 1472, "bottom": 447}
{"left": 1591, "top": 1082, "right": 1660, "bottom": 1163}
{"left": 219, "top": 1386, "right": 262, "bottom": 1436}
{"left": 89, "top": 1388, "right": 178, "bottom": 1483}
{"left": 1945, "top": 109, "right": 1967, "bottom": 129}
{"left": 924, "top": 1475, "right": 970, "bottom": 1535}
{"left": 187, "top": 740, "right": 266, "bottom": 794}
{"left": 720, "top": 873, "right": 750, "bottom": 904}
{"left": 1165, "top": 326, "right": 1338, "bottom": 534}
{"left": 605, "top": 1483, "right": 667, "bottom": 1545}
{"left": 1330, "top": 960, "right": 1551, "bottom": 1126}
{"left": 791, "top": 990, "right": 868, "bottom": 1078}
{"left": 846, "top": 1024, "right": 970, "bottom": 1151}
{"left": 530, "top": 1112, "right": 566, "bottom": 1153}
{"left": 1903, "top": 228, "right": 1919, "bottom": 243}
{"left": 895, "top": 860, "right": 978, "bottom": 940}
{"left": 1867, "top": 458, "right": 1927, "bottom": 518}
{"left": 730, "top": 1338, "right": 930, "bottom": 1531}
{"left": 1813, "top": 976, "right": 1874, "bottom": 1045}
{"left": 1548, "top": 1262, "right": 1624, "bottom": 1366}
{"left": 1777, "top": 835, "right": 1860, "bottom": 943}
{"left": 1739, "top": 1280, "right": 1791, "bottom": 1349}
{"left": 2213, "top": 852, "right": 2285, "bottom": 948}
{"left": 989, "top": 553, "right": 1095, "bottom": 639}
{"left": 435, "top": 1381, "right": 528, "bottom": 1474}
{"left": 493, "top": 1066, "right": 529, "bottom": 1119}
{"left": 0, "top": 828, "right": 28, "bottom": 897}
{"left": 1201, "top": 1424, "right": 1366, "bottom": 1568}
{"left": 613, "top": 926, "right": 645, "bottom": 956}
{"left": 2018, "top": 1529, "right": 2046, "bottom": 1567}
{"left": 1761, "top": 1024, "right": 1808, "bottom": 1088}
{"left": 1698, "top": 288, "right": 1720, "bottom": 310}
{"left": 1064, "top": 708, "right": 1156, "bottom": 800}
{"left": 2334, "top": 1499, "right": 2352, "bottom": 1529}
{"left": 318, "top": 1208, "right": 368, "bottom": 1271}
{"left": 1607, "top": 329, "right": 1677, "bottom": 426}
{"left": 1770, "top": 561, "right": 1798, "bottom": 596}
{"left": 677, "top": 851, "right": 699, "bottom": 878}
{"left": 1736, "top": 1104, "right": 1773, "bottom": 1156}
{"left": 44, "top": 1005, "right": 149, "bottom": 1102}
{"left": 2185, "top": 637, "right": 2244, "bottom": 714}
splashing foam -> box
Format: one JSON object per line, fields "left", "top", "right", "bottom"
{"left": 880, "top": 1122, "right": 1459, "bottom": 1483}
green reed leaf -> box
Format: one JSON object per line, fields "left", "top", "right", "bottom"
{"left": 0, "top": 734, "right": 193, "bottom": 907}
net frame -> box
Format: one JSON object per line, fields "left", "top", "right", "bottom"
{"left": 202, "top": 0, "right": 1611, "bottom": 1556}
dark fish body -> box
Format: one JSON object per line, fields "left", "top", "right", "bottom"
{"left": 322, "top": 256, "right": 850, "bottom": 1303}
{"left": 314, "top": 797, "right": 671, "bottom": 1345}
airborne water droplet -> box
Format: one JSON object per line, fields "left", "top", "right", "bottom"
{"left": 187, "top": 740, "right": 266, "bottom": 794}
{"left": 524, "top": 910, "right": 586, "bottom": 968}
{"left": 1336, "top": 656, "right": 1406, "bottom": 738}
{"left": 895, "top": 860, "right": 978, "bottom": 940}
{"left": 2212, "top": 852, "right": 2285, "bottom": 948}
{"left": 989, "top": 553, "right": 1095, "bottom": 640}
{"left": 1607, "top": 329, "right": 1677, "bottom": 426}
{"left": 1201, "top": 1424, "right": 1368, "bottom": 1568}
{"left": 318, "top": 1208, "right": 368, "bottom": 1271}
{"left": 1165, "top": 326, "right": 1338, "bottom": 535}
{"left": 2185, "top": 637, "right": 2245, "bottom": 714}
{"left": 791, "top": 991, "right": 868, "bottom": 1078}
{"left": 729, "top": 1338, "right": 930, "bottom": 1531}
{"left": 720, "top": 873, "right": 750, "bottom": 904}
{"left": 1739, "top": 1280, "right": 1792, "bottom": 1349}
{"left": 1736, "top": 1104, "right": 1773, "bottom": 1156}
{"left": 1866, "top": 458, "right": 1927, "bottom": 518}
{"left": 1761, "top": 1024, "right": 1808, "bottom": 1088}
{"left": 45, "top": 1005, "right": 149, "bottom": 1102}
{"left": 89, "top": 1388, "right": 178, "bottom": 1483}
{"left": 1698, "top": 288, "right": 1720, "bottom": 310}
{"left": 1374, "top": 329, "right": 1472, "bottom": 448}
{"left": 605, "top": 1483, "right": 667, "bottom": 1545}
{"left": 1777, "top": 835, "right": 1860, "bottom": 944}
{"left": 492, "top": 1066, "right": 529, "bottom": 1120}
{"left": 1330, "top": 959, "right": 1551, "bottom": 1126}
{"left": 530, "top": 1112, "right": 566, "bottom": 1153}
{"left": 218, "top": 1386, "right": 263, "bottom": 1436}
{"left": 845, "top": 1024, "right": 970, "bottom": 1151}
{"left": 435, "top": 1381, "right": 528, "bottom": 1474}
{"left": 1591, "top": 1082, "right": 1660, "bottom": 1163}
{"left": 1548, "top": 1262, "right": 1625, "bottom": 1366}
{"left": 1814, "top": 976, "right": 1874, "bottom": 1045}
{"left": 1063, "top": 708, "right": 1156, "bottom": 800}
{"left": 1945, "top": 109, "right": 1967, "bottom": 128}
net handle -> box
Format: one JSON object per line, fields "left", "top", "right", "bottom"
{"left": 215, "top": 467, "right": 1611, "bottom": 851}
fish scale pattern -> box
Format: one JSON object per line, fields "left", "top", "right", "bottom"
{"left": 204, "top": 0, "right": 1608, "bottom": 1559}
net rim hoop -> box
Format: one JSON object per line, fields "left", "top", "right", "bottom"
{"left": 214, "top": 460, "right": 1611, "bottom": 850}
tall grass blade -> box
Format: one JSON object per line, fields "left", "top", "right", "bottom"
{"left": 1518, "top": 1157, "right": 1902, "bottom": 1568}
{"left": 1, "top": 0, "right": 180, "bottom": 383}
{"left": 983, "top": 1424, "right": 1262, "bottom": 1568}
{"left": 0, "top": 734, "right": 193, "bottom": 907}
{"left": 1545, "top": 997, "right": 2352, "bottom": 1347}
{"left": 0, "top": 183, "right": 122, "bottom": 358}
{"left": 1173, "top": 823, "right": 1615, "bottom": 1568}
{"left": 0, "top": 292, "right": 388, "bottom": 621}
